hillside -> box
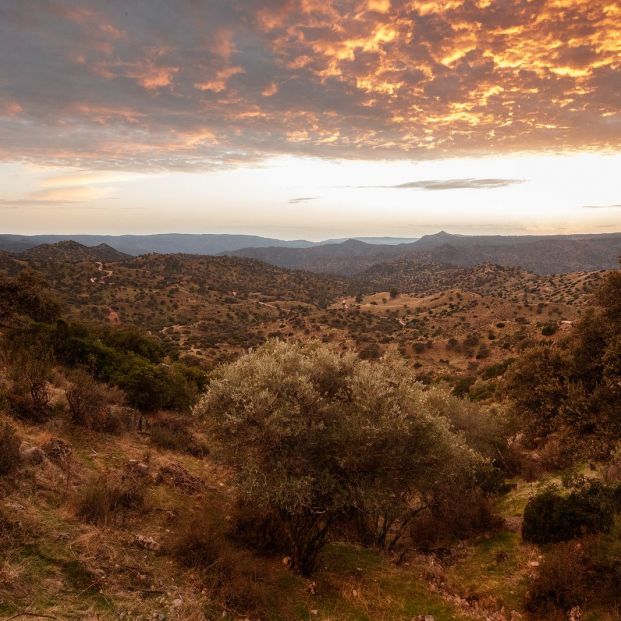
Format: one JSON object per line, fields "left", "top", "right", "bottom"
{"left": 0, "top": 250, "right": 22, "bottom": 275}
{"left": 0, "top": 402, "right": 538, "bottom": 621}
{"left": 1, "top": 250, "right": 620, "bottom": 621}
{"left": 0, "top": 259, "right": 620, "bottom": 620}
{"left": 7, "top": 252, "right": 351, "bottom": 367}
{"left": 358, "top": 260, "right": 605, "bottom": 298}
{"left": 0, "top": 249, "right": 604, "bottom": 379}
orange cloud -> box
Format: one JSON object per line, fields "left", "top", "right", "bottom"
{"left": 0, "top": 0, "right": 619, "bottom": 170}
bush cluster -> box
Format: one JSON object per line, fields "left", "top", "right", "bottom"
{"left": 522, "top": 481, "right": 620, "bottom": 544}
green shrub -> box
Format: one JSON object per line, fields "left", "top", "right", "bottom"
{"left": 195, "top": 340, "right": 487, "bottom": 574}
{"left": 522, "top": 482, "right": 617, "bottom": 544}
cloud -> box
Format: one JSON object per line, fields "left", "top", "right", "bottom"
{"left": 288, "top": 196, "right": 320, "bottom": 204}
{"left": 0, "top": 196, "right": 82, "bottom": 208}
{"left": 582, "top": 203, "right": 621, "bottom": 209}
{"left": 0, "top": 175, "right": 121, "bottom": 208}
{"left": 0, "top": 0, "right": 619, "bottom": 170}
{"left": 363, "top": 178, "right": 525, "bottom": 190}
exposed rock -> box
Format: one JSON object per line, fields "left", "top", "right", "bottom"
{"left": 156, "top": 462, "right": 204, "bottom": 494}
{"left": 134, "top": 535, "right": 161, "bottom": 552}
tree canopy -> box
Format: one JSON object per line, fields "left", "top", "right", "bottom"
{"left": 195, "top": 340, "right": 486, "bottom": 573}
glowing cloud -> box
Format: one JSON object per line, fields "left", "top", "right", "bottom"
{"left": 0, "top": 0, "right": 618, "bottom": 171}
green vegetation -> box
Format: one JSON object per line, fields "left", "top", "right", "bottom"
{"left": 522, "top": 481, "right": 620, "bottom": 544}
{"left": 0, "top": 247, "right": 619, "bottom": 619}
{"left": 195, "top": 340, "right": 495, "bottom": 574}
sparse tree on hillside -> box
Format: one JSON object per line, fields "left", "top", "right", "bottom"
{"left": 0, "top": 269, "right": 61, "bottom": 328}
{"left": 194, "top": 340, "right": 485, "bottom": 573}
{"left": 506, "top": 264, "right": 621, "bottom": 458}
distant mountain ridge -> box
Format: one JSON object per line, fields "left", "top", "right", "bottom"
{"left": 21, "top": 240, "right": 129, "bottom": 263}
{"left": 2, "top": 231, "right": 620, "bottom": 275}
{"left": 228, "top": 231, "right": 621, "bottom": 275}
{"left": 0, "top": 234, "right": 418, "bottom": 256}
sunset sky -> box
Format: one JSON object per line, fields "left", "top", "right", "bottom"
{"left": 1, "top": 0, "right": 620, "bottom": 239}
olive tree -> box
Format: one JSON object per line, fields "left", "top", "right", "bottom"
{"left": 194, "top": 340, "right": 485, "bottom": 574}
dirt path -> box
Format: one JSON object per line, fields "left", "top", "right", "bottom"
{"left": 90, "top": 261, "right": 114, "bottom": 285}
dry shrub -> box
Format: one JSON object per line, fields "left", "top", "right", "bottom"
{"left": 603, "top": 444, "right": 621, "bottom": 484}
{"left": 5, "top": 380, "right": 51, "bottom": 423}
{"left": 150, "top": 416, "right": 208, "bottom": 456}
{"left": 228, "top": 502, "right": 289, "bottom": 555}
{"left": 3, "top": 344, "right": 52, "bottom": 423}
{"left": 538, "top": 435, "right": 578, "bottom": 470}
{"left": 0, "top": 505, "right": 18, "bottom": 547}
{"left": 169, "top": 508, "right": 226, "bottom": 569}
{"left": 169, "top": 504, "right": 276, "bottom": 616}
{"left": 529, "top": 545, "right": 594, "bottom": 619}
{"left": 526, "top": 541, "right": 588, "bottom": 615}
{"left": 76, "top": 468, "right": 147, "bottom": 525}
{"left": 207, "top": 547, "right": 272, "bottom": 615}
{"left": 526, "top": 537, "right": 621, "bottom": 617}
{"left": 0, "top": 421, "right": 20, "bottom": 476}
{"left": 499, "top": 445, "right": 543, "bottom": 481}
{"left": 65, "top": 369, "right": 125, "bottom": 433}
{"left": 410, "top": 491, "right": 503, "bottom": 550}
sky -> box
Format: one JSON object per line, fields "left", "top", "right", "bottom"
{"left": 0, "top": 0, "right": 620, "bottom": 239}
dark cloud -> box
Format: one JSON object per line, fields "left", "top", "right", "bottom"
{"left": 0, "top": 0, "right": 619, "bottom": 170}
{"left": 360, "top": 179, "right": 525, "bottom": 190}
{"left": 288, "top": 196, "right": 320, "bottom": 204}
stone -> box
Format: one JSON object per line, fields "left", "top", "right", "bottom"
{"left": 134, "top": 535, "right": 161, "bottom": 552}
